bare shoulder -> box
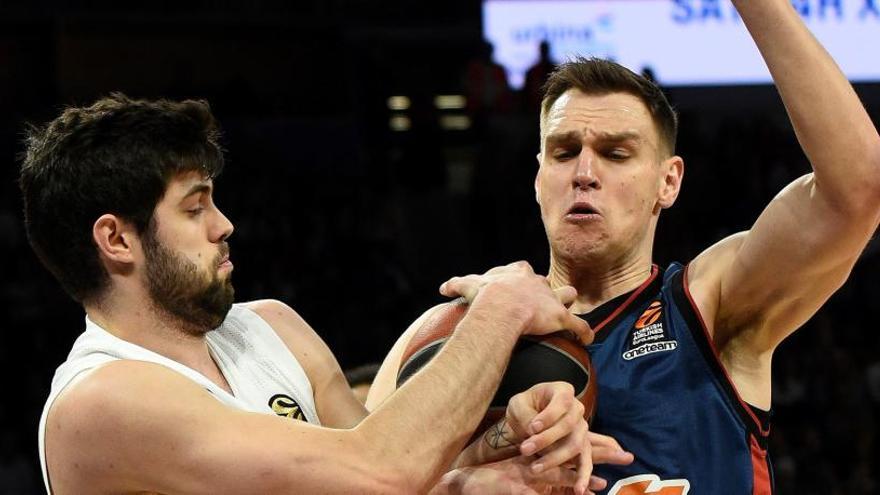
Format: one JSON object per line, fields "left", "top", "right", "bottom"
{"left": 241, "top": 299, "right": 329, "bottom": 356}
{"left": 243, "top": 299, "right": 312, "bottom": 338}
{"left": 245, "top": 297, "right": 331, "bottom": 350}
{"left": 46, "top": 360, "right": 220, "bottom": 493}
{"left": 48, "top": 359, "right": 205, "bottom": 442}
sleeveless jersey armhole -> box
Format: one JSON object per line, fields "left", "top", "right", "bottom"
{"left": 671, "top": 265, "right": 776, "bottom": 493}
{"left": 670, "top": 265, "right": 772, "bottom": 443}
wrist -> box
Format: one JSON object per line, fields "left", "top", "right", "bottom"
{"left": 466, "top": 284, "right": 534, "bottom": 336}
{"left": 453, "top": 419, "right": 521, "bottom": 470}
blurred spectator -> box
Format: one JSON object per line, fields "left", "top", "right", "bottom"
{"left": 523, "top": 40, "right": 555, "bottom": 111}
{"left": 464, "top": 40, "right": 514, "bottom": 120}
{"left": 640, "top": 66, "right": 657, "bottom": 84}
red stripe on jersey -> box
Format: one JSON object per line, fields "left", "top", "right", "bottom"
{"left": 750, "top": 434, "right": 772, "bottom": 495}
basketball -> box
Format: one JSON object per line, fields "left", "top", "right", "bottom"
{"left": 397, "top": 298, "right": 597, "bottom": 437}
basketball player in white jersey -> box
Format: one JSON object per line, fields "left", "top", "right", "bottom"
{"left": 22, "top": 94, "right": 630, "bottom": 494}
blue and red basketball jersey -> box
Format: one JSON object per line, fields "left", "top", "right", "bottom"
{"left": 581, "top": 263, "right": 773, "bottom": 494}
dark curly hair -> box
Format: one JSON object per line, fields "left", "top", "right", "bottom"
{"left": 19, "top": 93, "right": 225, "bottom": 303}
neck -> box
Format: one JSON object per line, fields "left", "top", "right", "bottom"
{"left": 84, "top": 287, "right": 225, "bottom": 388}
{"left": 548, "top": 252, "right": 653, "bottom": 315}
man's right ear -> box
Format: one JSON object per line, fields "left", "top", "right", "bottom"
{"left": 92, "top": 214, "right": 136, "bottom": 265}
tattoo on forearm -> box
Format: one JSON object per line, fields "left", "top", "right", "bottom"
{"left": 484, "top": 420, "right": 515, "bottom": 449}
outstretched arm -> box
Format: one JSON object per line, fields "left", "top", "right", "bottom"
{"left": 47, "top": 263, "right": 590, "bottom": 494}
{"left": 260, "top": 299, "right": 627, "bottom": 494}
{"left": 690, "top": 0, "right": 880, "bottom": 365}
{"left": 370, "top": 297, "right": 631, "bottom": 494}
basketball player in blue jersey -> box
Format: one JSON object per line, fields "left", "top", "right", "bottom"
{"left": 22, "top": 94, "right": 630, "bottom": 494}
{"left": 371, "top": 0, "right": 880, "bottom": 493}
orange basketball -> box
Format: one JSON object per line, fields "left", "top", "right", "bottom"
{"left": 397, "top": 298, "right": 597, "bottom": 438}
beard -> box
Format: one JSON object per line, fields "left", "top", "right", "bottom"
{"left": 142, "top": 227, "right": 234, "bottom": 334}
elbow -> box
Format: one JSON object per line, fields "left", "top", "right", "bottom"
{"left": 857, "top": 144, "right": 880, "bottom": 220}
{"left": 837, "top": 136, "right": 880, "bottom": 206}
{"left": 817, "top": 140, "right": 880, "bottom": 217}
{"left": 855, "top": 132, "right": 880, "bottom": 195}
{"left": 870, "top": 141, "right": 880, "bottom": 194}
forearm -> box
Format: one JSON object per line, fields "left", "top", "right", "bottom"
{"left": 356, "top": 306, "right": 524, "bottom": 491}
{"left": 734, "top": 0, "right": 880, "bottom": 198}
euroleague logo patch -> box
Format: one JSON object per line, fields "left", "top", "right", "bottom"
{"left": 608, "top": 474, "right": 690, "bottom": 494}
{"left": 269, "top": 394, "right": 307, "bottom": 421}
{"left": 622, "top": 301, "right": 678, "bottom": 361}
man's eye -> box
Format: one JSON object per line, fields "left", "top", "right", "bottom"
{"left": 605, "top": 149, "right": 630, "bottom": 161}
{"left": 187, "top": 206, "right": 205, "bottom": 216}
{"left": 554, "top": 150, "right": 578, "bottom": 161}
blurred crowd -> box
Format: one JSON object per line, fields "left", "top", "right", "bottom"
{"left": 1, "top": 8, "right": 879, "bottom": 493}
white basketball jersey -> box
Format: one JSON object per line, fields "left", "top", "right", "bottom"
{"left": 37, "top": 303, "right": 320, "bottom": 493}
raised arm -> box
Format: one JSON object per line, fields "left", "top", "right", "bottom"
{"left": 689, "top": 0, "right": 880, "bottom": 367}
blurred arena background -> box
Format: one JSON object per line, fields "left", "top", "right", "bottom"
{"left": 1, "top": 1, "right": 879, "bottom": 492}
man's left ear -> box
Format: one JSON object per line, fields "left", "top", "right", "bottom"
{"left": 657, "top": 155, "right": 684, "bottom": 209}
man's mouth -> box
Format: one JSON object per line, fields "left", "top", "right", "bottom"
{"left": 565, "top": 202, "right": 601, "bottom": 221}
{"left": 217, "top": 245, "right": 232, "bottom": 269}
